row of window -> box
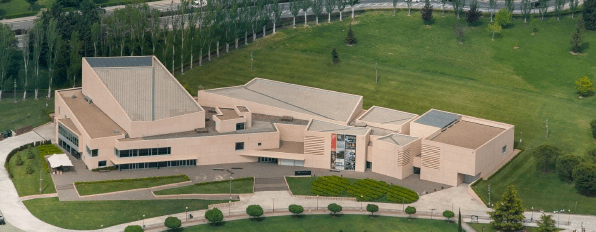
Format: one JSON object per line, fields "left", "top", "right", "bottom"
{"left": 114, "top": 147, "right": 171, "bottom": 158}
{"left": 86, "top": 146, "right": 98, "bottom": 157}
{"left": 118, "top": 159, "right": 197, "bottom": 170}
{"left": 58, "top": 124, "right": 79, "bottom": 147}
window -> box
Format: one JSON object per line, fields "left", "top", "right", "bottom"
{"left": 98, "top": 161, "right": 107, "bottom": 167}
{"left": 114, "top": 147, "right": 171, "bottom": 158}
{"left": 86, "top": 146, "right": 98, "bottom": 157}
{"left": 236, "top": 123, "right": 245, "bottom": 131}
{"left": 235, "top": 142, "right": 244, "bottom": 151}
{"left": 258, "top": 142, "right": 262, "bottom": 147}
{"left": 502, "top": 145, "right": 507, "bottom": 155}
{"left": 58, "top": 124, "right": 79, "bottom": 147}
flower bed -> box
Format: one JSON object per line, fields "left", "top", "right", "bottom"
{"left": 387, "top": 184, "right": 419, "bottom": 203}
{"left": 310, "top": 175, "right": 350, "bottom": 196}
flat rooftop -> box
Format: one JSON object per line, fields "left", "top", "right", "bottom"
{"left": 263, "top": 141, "right": 304, "bottom": 154}
{"left": 431, "top": 120, "right": 505, "bottom": 149}
{"left": 358, "top": 106, "right": 418, "bottom": 126}
{"left": 58, "top": 89, "right": 126, "bottom": 139}
{"left": 216, "top": 108, "right": 241, "bottom": 120}
{"left": 307, "top": 120, "right": 370, "bottom": 135}
{"left": 204, "top": 78, "right": 362, "bottom": 123}
{"left": 415, "top": 109, "right": 461, "bottom": 129}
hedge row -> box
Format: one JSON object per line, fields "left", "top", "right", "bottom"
{"left": 75, "top": 174, "right": 190, "bottom": 186}
{"left": 347, "top": 178, "right": 389, "bottom": 201}
{"left": 387, "top": 184, "right": 419, "bottom": 203}
{"left": 310, "top": 175, "right": 350, "bottom": 196}
{"left": 4, "top": 140, "right": 51, "bottom": 179}
{"left": 194, "top": 177, "right": 254, "bottom": 186}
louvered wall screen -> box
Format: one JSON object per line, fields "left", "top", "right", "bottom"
{"left": 304, "top": 136, "right": 325, "bottom": 156}
{"left": 421, "top": 144, "right": 440, "bottom": 170}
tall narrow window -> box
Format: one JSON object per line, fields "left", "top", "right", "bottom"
{"left": 502, "top": 145, "right": 507, "bottom": 155}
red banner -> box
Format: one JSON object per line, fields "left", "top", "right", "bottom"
{"left": 331, "top": 134, "right": 336, "bottom": 152}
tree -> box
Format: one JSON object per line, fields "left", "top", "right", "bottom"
{"left": 325, "top": 0, "right": 336, "bottom": 23}
{"left": 124, "top": 225, "right": 144, "bottom": 232}
{"left": 26, "top": 0, "right": 37, "bottom": 11}
{"left": 489, "top": 0, "right": 497, "bottom": 21}
{"left": 393, "top": 0, "right": 399, "bottom": 16}
{"left": 584, "top": 0, "right": 596, "bottom": 30}
{"left": 345, "top": 24, "right": 357, "bottom": 45}
{"left": 405, "top": 206, "right": 416, "bottom": 220}
{"left": 443, "top": 210, "right": 455, "bottom": 223}
{"left": 327, "top": 203, "right": 342, "bottom": 217}
{"left": 91, "top": 22, "right": 100, "bottom": 57}
{"left": 31, "top": 21, "right": 45, "bottom": 100}
{"left": 332, "top": 47, "right": 340, "bottom": 64}
{"left": 588, "top": 148, "right": 596, "bottom": 163}
{"left": 421, "top": 0, "right": 434, "bottom": 25}
{"left": 487, "top": 23, "right": 502, "bottom": 40}
{"left": 466, "top": 0, "right": 481, "bottom": 24}
{"left": 453, "top": 22, "right": 465, "bottom": 44}
{"left": 312, "top": 0, "right": 324, "bottom": 24}
{"left": 591, "top": 120, "right": 596, "bottom": 139}
{"left": 301, "top": 0, "right": 311, "bottom": 26}
{"left": 495, "top": 8, "right": 512, "bottom": 27}
{"left": 0, "top": 24, "right": 16, "bottom": 101}
{"left": 149, "top": 8, "right": 162, "bottom": 55}
{"left": 164, "top": 216, "right": 181, "bottom": 231}
{"left": 521, "top": 0, "right": 532, "bottom": 22}
{"left": 556, "top": 155, "right": 583, "bottom": 182}
{"left": 337, "top": 0, "right": 347, "bottom": 21}
{"left": 272, "top": 0, "right": 283, "bottom": 33}
{"left": 453, "top": 0, "right": 465, "bottom": 19}
{"left": 246, "top": 205, "right": 264, "bottom": 219}
{"left": 205, "top": 208, "right": 224, "bottom": 225}
{"left": 366, "top": 204, "right": 379, "bottom": 217}
{"left": 45, "top": 19, "right": 58, "bottom": 99}
{"left": 554, "top": 0, "right": 566, "bottom": 20}
{"left": 488, "top": 185, "right": 526, "bottom": 231}
{"left": 26, "top": 163, "right": 34, "bottom": 174}
{"left": 569, "top": 0, "right": 580, "bottom": 18}
{"left": 27, "top": 148, "right": 34, "bottom": 159}
{"left": 290, "top": 0, "right": 301, "bottom": 27}
{"left": 570, "top": 19, "right": 586, "bottom": 54}
{"left": 505, "top": 0, "right": 514, "bottom": 12}
{"left": 405, "top": 0, "right": 413, "bottom": 16}
{"left": 533, "top": 145, "right": 563, "bottom": 172}
{"left": 537, "top": 214, "right": 557, "bottom": 232}
{"left": 69, "top": 31, "right": 82, "bottom": 88}
{"left": 289, "top": 204, "right": 304, "bottom": 217}
{"left": 15, "top": 154, "right": 23, "bottom": 166}
{"left": 349, "top": 0, "right": 358, "bottom": 18}
{"left": 530, "top": 15, "right": 539, "bottom": 35}
{"left": 573, "top": 162, "right": 596, "bottom": 196}
{"left": 538, "top": 0, "right": 549, "bottom": 21}
{"left": 21, "top": 33, "right": 30, "bottom": 101}
{"left": 458, "top": 209, "right": 462, "bottom": 232}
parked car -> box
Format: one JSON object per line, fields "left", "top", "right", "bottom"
{"left": 0, "top": 212, "right": 5, "bottom": 225}
{"left": 531, "top": 1, "right": 541, "bottom": 8}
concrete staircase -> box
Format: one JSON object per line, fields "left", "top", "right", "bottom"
{"left": 253, "top": 177, "right": 289, "bottom": 192}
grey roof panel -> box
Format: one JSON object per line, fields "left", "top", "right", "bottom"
{"left": 359, "top": 106, "right": 418, "bottom": 126}
{"left": 378, "top": 133, "right": 419, "bottom": 146}
{"left": 87, "top": 57, "right": 153, "bottom": 68}
{"left": 415, "top": 110, "right": 461, "bottom": 128}
{"left": 307, "top": 120, "right": 369, "bottom": 135}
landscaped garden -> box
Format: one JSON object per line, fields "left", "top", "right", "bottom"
{"left": 6, "top": 143, "right": 57, "bottom": 196}
{"left": 22, "top": 197, "right": 228, "bottom": 230}
{"left": 154, "top": 177, "right": 254, "bottom": 195}
{"left": 286, "top": 176, "right": 418, "bottom": 203}
{"left": 0, "top": 95, "right": 53, "bottom": 133}
{"left": 74, "top": 175, "right": 190, "bottom": 196}
{"left": 177, "top": 10, "right": 596, "bottom": 214}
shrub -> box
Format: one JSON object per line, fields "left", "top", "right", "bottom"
{"left": 573, "top": 162, "right": 596, "bottom": 196}
{"left": 588, "top": 148, "right": 596, "bottom": 163}
{"left": 124, "top": 225, "right": 144, "bottom": 232}
{"left": 584, "top": 0, "right": 596, "bottom": 30}
{"left": 27, "top": 148, "right": 34, "bottom": 159}
{"left": 591, "top": 120, "right": 596, "bottom": 139}
{"left": 332, "top": 47, "right": 340, "bottom": 64}
{"left": 405, "top": 206, "right": 416, "bottom": 219}
{"left": 387, "top": 184, "right": 419, "bottom": 203}
{"left": 15, "top": 155, "right": 23, "bottom": 166}
{"left": 571, "top": 19, "right": 586, "bottom": 53}
{"left": 310, "top": 175, "right": 350, "bottom": 196}
{"left": 366, "top": 204, "right": 379, "bottom": 217}
{"left": 466, "top": 0, "right": 482, "bottom": 24}
{"left": 576, "top": 76, "right": 595, "bottom": 97}
{"left": 91, "top": 166, "right": 118, "bottom": 172}
{"left": 26, "top": 163, "right": 34, "bottom": 174}
{"left": 443, "top": 210, "right": 455, "bottom": 223}
{"left": 556, "top": 155, "right": 583, "bottom": 182}
{"left": 345, "top": 24, "right": 357, "bottom": 45}
{"left": 537, "top": 214, "right": 557, "bottom": 232}
{"left": 347, "top": 178, "right": 389, "bottom": 201}
{"left": 533, "top": 145, "right": 563, "bottom": 172}
{"left": 289, "top": 204, "right": 304, "bottom": 217}
{"left": 246, "top": 205, "right": 264, "bottom": 219}
{"left": 421, "top": 0, "right": 433, "bottom": 25}
{"left": 205, "top": 208, "right": 224, "bottom": 225}
{"left": 495, "top": 7, "right": 512, "bottom": 27}
{"left": 164, "top": 216, "right": 181, "bottom": 231}
{"left": 328, "top": 203, "right": 342, "bottom": 217}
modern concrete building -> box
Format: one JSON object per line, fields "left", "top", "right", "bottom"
{"left": 54, "top": 56, "right": 516, "bottom": 186}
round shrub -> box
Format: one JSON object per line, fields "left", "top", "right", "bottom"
{"left": 26, "top": 164, "right": 34, "bottom": 174}
{"left": 405, "top": 206, "right": 416, "bottom": 219}
{"left": 289, "top": 204, "right": 304, "bottom": 217}
{"left": 205, "top": 207, "right": 224, "bottom": 225}
{"left": 443, "top": 210, "right": 455, "bottom": 222}
{"left": 124, "top": 225, "right": 144, "bottom": 232}
{"left": 164, "top": 216, "right": 181, "bottom": 231}
{"left": 15, "top": 155, "right": 23, "bottom": 166}
{"left": 366, "top": 204, "right": 379, "bottom": 216}
{"left": 246, "top": 205, "right": 264, "bottom": 219}
{"left": 328, "top": 203, "right": 342, "bottom": 216}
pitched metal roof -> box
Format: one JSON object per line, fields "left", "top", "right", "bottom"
{"left": 359, "top": 106, "right": 418, "bottom": 126}
{"left": 307, "top": 120, "right": 370, "bottom": 135}
{"left": 415, "top": 109, "right": 461, "bottom": 129}
{"left": 86, "top": 57, "right": 153, "bottom": 68}
{"left": 205, "top": 78, "right": 362, "bottom": 122}
{"left": 378, "top": 133, "right": 419, "bottom": 146}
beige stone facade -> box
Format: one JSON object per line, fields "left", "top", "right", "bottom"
{"left": 54, "top": 56, "right": 515, "bottom": 186}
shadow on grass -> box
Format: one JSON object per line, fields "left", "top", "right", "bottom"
{"left": 248, "top": 217, "right": 266, "bottom": 222}
{"left": 579, "top": 42, "right": 590, "bottom": 53}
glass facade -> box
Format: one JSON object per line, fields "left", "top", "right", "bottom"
{"left": 114, "top": 147, "right": 171, "bottom": 158}
{"left": 59, "top": 124, "right": 78, "bottom": 147}
{"left": 118, "top": 159, "right": 196, "bottom": 170}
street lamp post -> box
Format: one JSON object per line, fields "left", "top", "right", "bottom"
{"left": 488, "top": 183, "right": 491, "bottom": 206}
{"left": 402, "top": 197, "right": 405, "bottom": 212}
{"left": 567, "top": 209, "right": 571, "bottom": 225}
{"left": 317, "top": 195, "right": 319, "bottom": 210}
{"left": 430, "top": 208, "right": 435, "bottom": 219}
{"left": 273, "top": 197, "right": 275, "bottom": 212}
{"left": 185, "top": 206, "right": 188, "bottom": 222}
{"left": 360, "top": 195, "right": 363, "bottom": 211}
{"left": 14, "top": 79, "right": 16, "bottom": 103}
{"left": 531, "top": 207, "right": 534, "bottom": 222}
{"left": 142, "top": 215, "right": 145, "bottom": 228}
{"left": 39, "top": 168, "right": 42, "bottom": 194}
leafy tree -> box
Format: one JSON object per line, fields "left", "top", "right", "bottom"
{"left": 537, "top": 214, "right": 557, "bottom": 232}
{"left": 328, "top": 203, "right": 342, "bottom": 217}
{"left": 539, "top": 0, "right": 549, "bottom": 21}
{"left": 495, "top": 8, "right": 512, "bottom": 27}
{"left": 31, "top": 21, "right": 44, "bottom": 100}
{"left": 301, "top": 0, "right": 311, "bottom": 26}
{"left": 533, "top": 145, "right": 563, "bottom": 172}
{"left": 487, "top": 23, "right": 502, "bottom": 40}
{"left": 466, "top": 0, "right": 481, "bottom": 24}
{"left": 405, "top": 0, "right": 413, "bottom": 16}
{"left": 458, "top": 209, "right": 462, "bottom": 232}
{"left": 349, "top": 0, "right": 358, "bottom": 18}
{"left": 21, "top": 33, "right": 30, "bottom": 100}
{"left": 337, "top": 0, "right": 347, "bottom": 21}
{"left": 573, "top": 162, "right": 596, "bottom": 195}
{"left": 405, "top": 206, "right": 416, "bottom": 219}
{"left": 45, "top": 18, "right": 59, "bottom": 99}
{"left": 312, "top": 0, "right": 324, "bottom": 24}
{"left": 366, "top": 204, "right": 379, "bottom": 217}
{"left": 69, "top": 31, "right": 82, "bottom": 88}
{"left": 488, "top": 185, "right": 526, "bottom": 231}
{"left": 453, "top": 22, "right": 466, "bottom": 44}
{"left": 443, "top": 210, "right": 455, "bottom": 223}
{"left": 246, "top": 205, "right": 264, "bottom": 219}
{"left": 421, "top": 0, "right": 434, "bottom": 25}
{"left": 272, "top": 0, "right": 283, "bottom": 33}
{"left": 26, "top": 163, "right": 34, "bottom": 174}
{"left": 571, "top": 19, "right": 586, "bottom": 53}
{"left": 505, "top": 0, "right": 514, "bottom": 12}
{"left": 554, "top": 0, "right": 566, "bottom": 20}
{"left": 205, "top": 208, "right": 224, "bottom": 225}
{"left": 570, "top": 0, "right": 580, "bottom": 18}
{"left": 345, "top": 24, "right": 357, "bottom": 45}
{"left": 124, "top": 225, "right": 144, "bottom": 232}
{"left": 393, "top": 0, "right": 399, "bottom": 16}
{"left": 441, "top": 0, "right": 448, "bottom": 17}
{"left": 26, "top": 0, "right": 37, "bottom": 11}
{"left": 332, "top": 47, "right": 340, "bottom": 64}
{"left": 521, "top": 0, "right": 532, "bottom": 22}
{"left": 164, "top": 216, "right": 181, "bottom": 231}
{"left": 290, "top": 0, "right": 301, "bottom": 27}
{"left": 0, "top": 24, "right": 16, "bottom": 101}
{"left": 289, "top": 204, "right": 304, "bottom": 217}
{"left": 588, "top": 148, "right": 596, "bottom": 163}
{"left": 325, "top": 0, "right": 336, "bottom": 23}
{"left": 15, "top": 154, "right": 23, "bottom": 166}
{"left": 584, "top": 0, "right": 596, "bottom": 30}
{"left": 453, "top": 0, "right": 464, "bottom": 19}
{"left": 556, "top": 154, "right": 583, "bottom": 182}
{"left": 489, "top": 0, "right": 497, "bottom": 21}
{"left": 91, "top": 22, "right": 101, "bottom": 57}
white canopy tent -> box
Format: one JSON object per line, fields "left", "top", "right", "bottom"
{"left": 46, "top": 154, "right": 73, "bottom": 172}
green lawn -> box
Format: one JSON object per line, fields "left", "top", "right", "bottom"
{"left": 0, "top": 0, "right": 158, "bottom": 18}
{"left": 154, "top": 178, "right": 254, "bottom": 195}
{"left": 23, "top": 197, "right": 228, "bottom": 230}
{"left": 286, "top": 176, "right": 356, "bottom": 197}
{"left": 7, "top": 147, "right": 56, "bottom": 196}
{"left": 75, "top": 175, "right": 190, "bottom": 196}
{"left": 0, "top": 95, "right": 53, "bottom": 132}
{"left": 468, "top": 223, "right": 561, "bottom": 232}
{"left": 177, "top": 11, "right": 596, "bottom": 214}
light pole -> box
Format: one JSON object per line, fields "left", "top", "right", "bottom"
{"left": 14, "top": 79, "right": 16, "bottom": 103}
{"left": 142, "top": 215, "right": 145, "bottom": 228}
{"left": 360, "top": 195, "right": 363, "bottom": 211}
{"left": 273, "top": 197, "right": 275, "bottom": 212}
{"left": 451, "top": 202, "right": 453, "bottom": 212}
{"left": 39, "top": 167, "right": 42, "bottom": 194}
{"left": 317, "top": 195, "right": 319, "bottom": 210}
{"left": 185, "top": 206, "right": 188, "bottom": 222}
{"left": 402, "top": 197, "right": 405, "bottom": 212}
{"left": 226, "top": 169, "right": 234, "bottom": 201}
{"left": 430, "top": 208, "right": 435, "bottom": 219}
{"left": 567, "top": 209, "right": 570, "bottom": 225}
{"left": 488, "top": 183, "right": 491, "bottom": 206}
{"left": 531, "top": 207, "right": 534, "bottom": 222}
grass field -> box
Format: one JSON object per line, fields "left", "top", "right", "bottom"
{"left": 177, "top": 11, "right": 596, "bottom": 214}
{"left": 181, "top": 214, "right": 459, "bottom": 231}
{"left": 468, "top": 223, "right": 561, "bottom": 232}
{"left": 23, "top": 197, "right": 228, "bottom": 230}
{"left": 7, "top": 147, "right": 56, "bottom": 196}
{"left": 154, "top": 178, "right": 254, "bottom": 195}
{"left": 0, "top": 0, "right": 156, "bottom": 18}
{"left": 0, "top": 94, "right": 53, "bottom": 132}
{"left": 74, "top": 175, "right": 189, "bottom": 196}
{"left": 286, "top": 176, "right": 357, "bottom": 197}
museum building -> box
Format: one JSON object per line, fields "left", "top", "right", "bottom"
{"left": 54, "top": 56, "right": 516, "bottom": 186}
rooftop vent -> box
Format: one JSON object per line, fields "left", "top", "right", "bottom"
{"left": 354, "top": 121, "right": 367, "bottom": 127}
{"left": 84, "top": 96, "right": 93, "bottom": 104}
{"left": 114, "top": 129, "right": 119, "bottom": 134}
{"left": 71, "top": 94, "right": 77, "bottom": 99}
{"left": 281, "top": 116, "right": 294, "bottom": 122}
